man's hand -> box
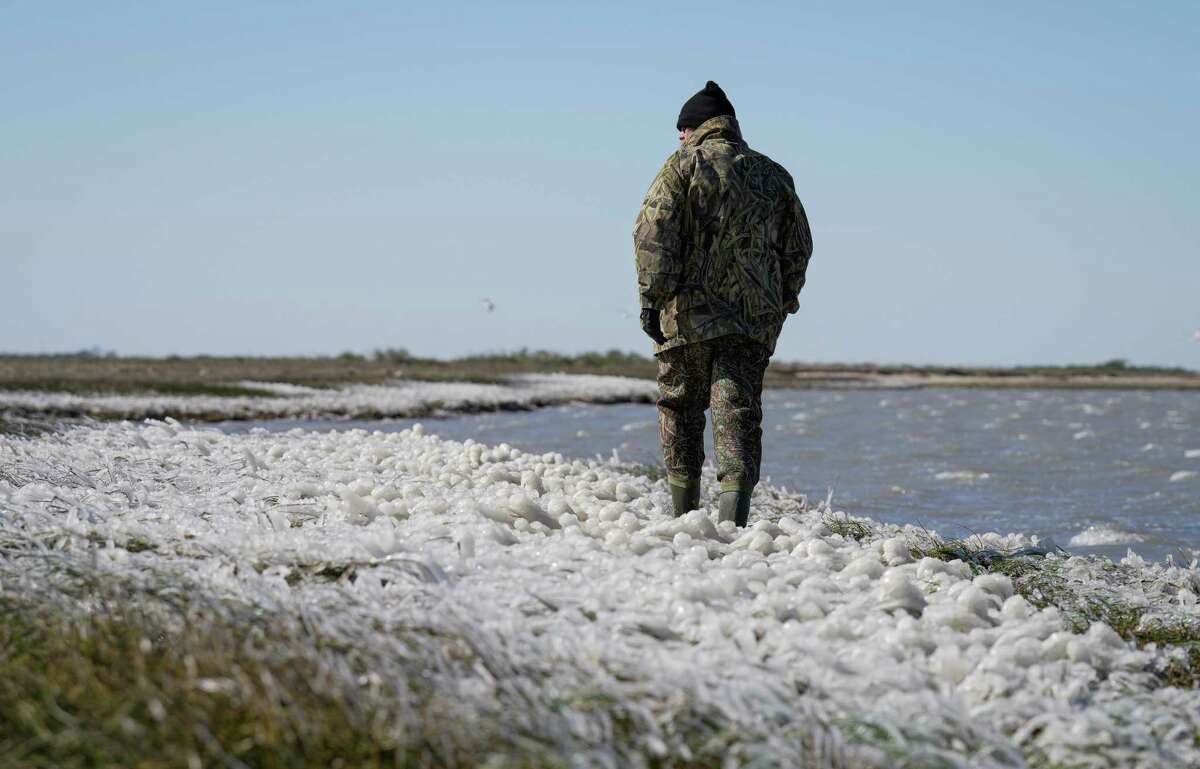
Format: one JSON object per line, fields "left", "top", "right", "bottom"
{"left": 640, "top": 308, "right": 668, "bottom": 345}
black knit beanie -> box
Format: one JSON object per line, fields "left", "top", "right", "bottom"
{"left": 676, "top": 80, "right": 735, "bottom": 131}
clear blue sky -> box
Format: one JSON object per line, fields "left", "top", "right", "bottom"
{"left": 4, "top": 2, "right": 1197, "bottom": 366}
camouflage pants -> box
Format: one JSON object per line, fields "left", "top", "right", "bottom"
{"left": 656, "top": 335, "right": 770, "bottom": 492}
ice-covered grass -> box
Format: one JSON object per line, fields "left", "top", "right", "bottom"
{"left": 0, "top": 373, "right": 658, "bottom": 421}
{"left": 3, "top": 420, "right": 1200, "bottom": 768}
{"left": 0, "top": 380, "right": 280, "bottom": 398}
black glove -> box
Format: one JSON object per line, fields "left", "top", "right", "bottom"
{"left": 640, "top": 308, "right": 668, "bottom": 345}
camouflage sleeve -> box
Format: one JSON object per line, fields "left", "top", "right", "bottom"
{"left": 780, "top": 188, "right": 813, "bottom": 315}
{"left": 633, "top": 153, "right": 688, "bottom": 310}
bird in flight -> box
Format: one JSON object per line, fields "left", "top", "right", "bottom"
{"left": 481, "top": 298, "right": 495, "bottom": 313}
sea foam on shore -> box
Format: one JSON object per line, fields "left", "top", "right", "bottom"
{"left": 0, "top": 373, "right": 659, "bottom": 420}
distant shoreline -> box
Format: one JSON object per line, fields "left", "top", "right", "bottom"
{"left": 1, "top": 353, "right": 1198, "bottom": 395}
{"left": 779, "top": 367, "right": 1200, "bottom": 390}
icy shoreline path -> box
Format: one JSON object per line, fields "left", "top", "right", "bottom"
{"left": 0, "top": 373, "right": 659, "bottom": 420}
{"left": 3, "top": 420, "right": 1200, "bottom": 767}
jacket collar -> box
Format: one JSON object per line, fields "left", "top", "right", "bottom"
{"left": 684, "top": 115, "right": 743, "bottom": 147}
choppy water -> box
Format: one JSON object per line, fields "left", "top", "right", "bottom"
{"left": 222, "top": 389, "right": 1200, "bottom": 561}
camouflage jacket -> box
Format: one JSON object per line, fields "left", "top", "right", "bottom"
{"left": 633, "top": 115, "right": 813, "bottom": 355}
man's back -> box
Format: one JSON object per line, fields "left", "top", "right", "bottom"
{"left": 634, "top": 115, "right": 812, "bottom": 355}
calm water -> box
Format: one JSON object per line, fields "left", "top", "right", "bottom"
{"left": 222, "top": 389, "right": 1200, "bottom": 561}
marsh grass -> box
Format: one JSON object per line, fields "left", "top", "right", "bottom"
{"left": 0, "top": 381, "right": 277, "bottom": 398}
{"left": 0, "top": 601, "right": 395, "bottom": 769}
{"left": 0, "top": 414, "right": 62, "bottom": 437}
{"left": 0, "top": 586, "right": 578, "bottom": 769}
{"left": 820, "top": 511, "right": 873, "bottom": 542}
{"left": 0, "top": 553, "right": 764, "bottom": 769}
{"left": 4, "top": 354, "right": 1193, "bottom": 403}
{"left": 0, "top": 352, "right": 660, "bottom": 395}
{"left": 618, "top": 462, "right": 668, "bottom": 483}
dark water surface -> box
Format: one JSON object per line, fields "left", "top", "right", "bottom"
{"left": 221, "top": 389, "right": 1200, "bottom": 562}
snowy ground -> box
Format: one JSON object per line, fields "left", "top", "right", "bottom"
{"left": 0, "top": 373, "right": 659, "bottom": 420}
{"left": 3, "top": 416, "right": 1200, "bottom": 767}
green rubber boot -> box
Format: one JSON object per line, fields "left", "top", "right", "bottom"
{"left": 670, "top": 479, "right": 701, "bottom": 517}
{"left": 718, "top": 489, "right": 753, "bottom": 528}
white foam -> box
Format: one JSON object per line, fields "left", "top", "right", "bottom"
{"left": 233, "top": 380, "right": 328, "bottom": 396}
{"left": 1068, "top": 525, "right": 1146, "bottom": 547}
{"left": 1169, "top": 470, "right": 1198, "bottom": 483}
{"left": 0, "top": 373, "right": 658, "bottom": 420}
{"left": 934, "top": 470, "right": 991, "bottom": 481}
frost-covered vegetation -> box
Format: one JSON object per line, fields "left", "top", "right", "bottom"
{"left": 0, "top": 374, "right": 658, "bottom": 421}
{"left": 3, "top": 417, "right": 1200, "bottom": 768}
{"left": 3, "top": 354, "right": 1197, "bottom": 413}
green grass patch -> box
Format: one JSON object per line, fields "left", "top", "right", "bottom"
{"left": 821, "top": 511, "right": 873, "bottom": 542}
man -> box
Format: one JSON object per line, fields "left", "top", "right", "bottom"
{"left": 633, "top": 80, "right": 813, "bottom": 527}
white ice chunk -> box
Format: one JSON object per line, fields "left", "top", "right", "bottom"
{"left": 877, "top": 570, "right": 926, "bottom": 616}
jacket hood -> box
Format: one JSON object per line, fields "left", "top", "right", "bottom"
{"left": 684, "top": 115, "right": 743, "bottom": 147}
